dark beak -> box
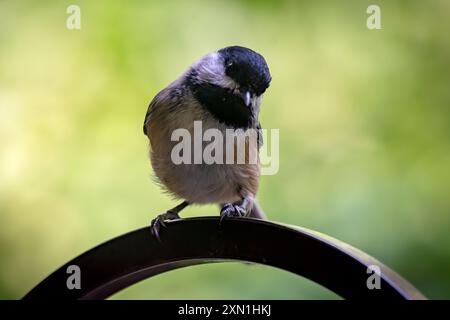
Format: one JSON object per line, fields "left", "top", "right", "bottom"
{"left": 242, "top": 91, "right": 252, "bottom": 107}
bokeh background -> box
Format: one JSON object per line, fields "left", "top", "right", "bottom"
{"left": 1, "top": 0, "right": 449, "bottom": 299}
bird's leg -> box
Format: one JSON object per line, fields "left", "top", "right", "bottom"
{"left": 220, "top": 196, "right": 253, "bottom": 222}
{"left": 150, "top": 201, "right": 189, "bottom": 240}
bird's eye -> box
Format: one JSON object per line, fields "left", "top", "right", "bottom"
{"left": 226, "top": 61, "right": 233, "bottom": 68}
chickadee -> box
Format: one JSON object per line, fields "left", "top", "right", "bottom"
{"left": 143, "top": 46, "right": 271, "bottom": 239}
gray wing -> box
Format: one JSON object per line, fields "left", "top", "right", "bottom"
{"left": 143, "top": 81, "right": 187, "bottom": 137}
{"left": 143, "top": 88, "right": 171, "bottom": 136}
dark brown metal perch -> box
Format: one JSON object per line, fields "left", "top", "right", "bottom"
{"left": 23, "top": 217, "right": 426, "bottom": 300}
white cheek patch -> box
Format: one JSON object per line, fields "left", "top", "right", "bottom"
{"left": 252, "top": 95, "right": 263, "bottom": 115}
{"left": 193, "top": 52, "right": 239, "bottom": 91}
{"left": 219, "top": 75, "right": 238, "bottom": 91}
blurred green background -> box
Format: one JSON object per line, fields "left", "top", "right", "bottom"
{"left": 0, "top": 0, "right": 449, "bottom": 299}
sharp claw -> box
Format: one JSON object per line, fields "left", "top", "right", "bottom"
{"left": 150, "top": 221, "right": 160, "bottom": 241}
{"left": 153, "top": 229, "right": 161, "bottom": 242}
{"left": 150, "top": 211, "right": 181, "bottom": 241}
{"left": 220, "top": 203, "right": 246, "bottom": 224}
{"left": 150, "top": 218, "right": 161, "bottom": 241}
{"left": 236, "top": 206, "right": 246, "bottom": 216}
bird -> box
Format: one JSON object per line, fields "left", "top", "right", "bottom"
{"left": 143, "top": 46, "right": 271, "bottom": 239}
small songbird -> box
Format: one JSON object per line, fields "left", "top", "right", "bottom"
{"left": 143, "top": 46, "right": 271, "bottom": 239}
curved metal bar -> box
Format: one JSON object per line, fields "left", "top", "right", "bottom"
{"left": 23, "top": 217, "right": 426, "bottom": 300}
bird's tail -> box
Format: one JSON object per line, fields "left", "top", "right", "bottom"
{"left": 248, "top": 200, "right": 267, "bottom": 220}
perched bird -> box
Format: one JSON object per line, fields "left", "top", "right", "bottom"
{"left": 143, "top": 46, "right": 271, "bottom": 239}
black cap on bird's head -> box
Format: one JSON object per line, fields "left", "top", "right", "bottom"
{"left": 187, "top": 46, "right": 271, "bottom": 128}
{"left": 218, "top": 46, "right": 271, "bottom": 98}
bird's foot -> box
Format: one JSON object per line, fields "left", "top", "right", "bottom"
{"left": 220, "top": 203, "right": 247, "bottom": 223}
{"left": 150, "top": 210, "right": 181, "bottom": 241}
